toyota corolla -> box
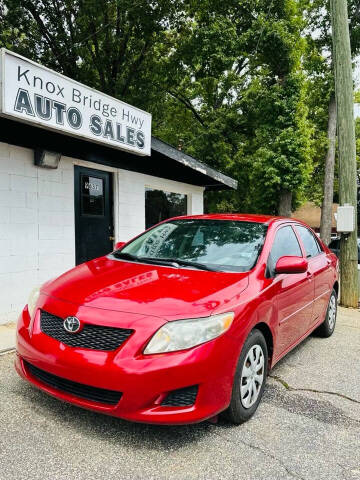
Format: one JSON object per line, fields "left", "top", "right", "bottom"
{"left": 15, "top": 214, "right": 338, "bottom": 425}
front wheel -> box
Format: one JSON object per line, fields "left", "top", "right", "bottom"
{"left": 315, "top": 288, "right": 337, "bottom": 337}
{"left": 224, "top": 329, "right": 268, "bottom": 424}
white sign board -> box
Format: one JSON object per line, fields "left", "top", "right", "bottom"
{"left": 0, "top": 49, "right": 151, "bottom": 156}
{"left": 336, "top": 205, "right": 355, "bottom": 233}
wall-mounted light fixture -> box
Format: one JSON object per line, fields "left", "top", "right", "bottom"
{"left": 34, "top": 149, "right": 62, "bottom": 169}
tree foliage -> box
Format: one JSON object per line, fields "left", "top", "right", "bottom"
{"left": 303, "top": 0, "right": 360, "bottom": 205}
{"left": 154, "top": 0, "right": 313, "bottom": 214}
{"left": 0, "top": 0, "right": 358, "bottom": 215}
{"left": 0, "top": 0, "right": 186, "bottom": 110}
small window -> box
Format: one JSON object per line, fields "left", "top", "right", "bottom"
{"left": 296, "top": 226, "right": 320, "bottom": 258}
{"left": 81, "top": 175, "right": 104, "bottom": 216}
{"left": 145, "top": 188, "right": 187, "bottom": 229}
{"left": 268, "top": 226, "right": 302, "bottom": 276}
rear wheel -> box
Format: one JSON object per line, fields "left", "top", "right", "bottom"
{"left": 225, "top": 329, "right": 268, "bottom": 424}
{"left": 316, "top": 288, "right": 337, "bottom": 337}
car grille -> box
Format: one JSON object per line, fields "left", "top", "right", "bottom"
{"left": 161, "top": 385, "right": 198, "bottom": 407}
{"left": 40, "top": 310, "right": 133, "bottom": 351}
{"left": 25, "top": 361, "right": 122, "bottom": 405}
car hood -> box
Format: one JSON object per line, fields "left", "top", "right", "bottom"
{"left": 42, "top": 255, "right": 249, "bottom": 320}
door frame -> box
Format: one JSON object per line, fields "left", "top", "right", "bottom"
{"left": 74, "top": 164, "right": 114, "bottom": 265}
{"left": 267, "top": 223, "right": 315, "bottom": 359}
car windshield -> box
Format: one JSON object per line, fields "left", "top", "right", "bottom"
{"left": 117, "top": 219, "right": 267, "bottom": 272}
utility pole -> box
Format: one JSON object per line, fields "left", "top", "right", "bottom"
{"left": 330, "top": 0, "right": 358, "bottom": 307}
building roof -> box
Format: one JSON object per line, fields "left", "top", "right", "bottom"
{"left": 151, "top": 137, "right": 237, "bottom": 190}
{"left": 292, "top": 201, "right": 338, "bottom": 229}
{"left": 0, "top": 117, "right": 237, "bottom": 191}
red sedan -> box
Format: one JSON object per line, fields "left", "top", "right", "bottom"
{"left": 15, "top": 214, "right": 339, "bottom": 425}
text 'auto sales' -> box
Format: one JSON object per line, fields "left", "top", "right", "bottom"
{"left": 11, "top": 65, "right": 146, "bottom": 149}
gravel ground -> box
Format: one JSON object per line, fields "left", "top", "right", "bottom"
{"left": 0, "top": 307, "right": 359, "bottom": 480}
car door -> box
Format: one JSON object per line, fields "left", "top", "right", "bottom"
{"left": 268, "top": 225, "right": 314, "bottom": 357}
{"left": 295, "top": 225, "right": 332, "bottom": 328}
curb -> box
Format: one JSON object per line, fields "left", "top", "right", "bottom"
{"left": 0, "top": 323, "right": 16, "bottom": 354}
{"left": 0, "top": 347, "right": 16, "bottom": 356}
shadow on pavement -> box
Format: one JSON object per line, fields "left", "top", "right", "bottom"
{"left": 11, "top": 330, "right": 343, "bottom": 447}
{"left": 15, "top": 378, "right": 216, "bottom": 449}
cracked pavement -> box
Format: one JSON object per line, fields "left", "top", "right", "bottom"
{"left": 0, "top": 307, "right": 359, "bottom": 480}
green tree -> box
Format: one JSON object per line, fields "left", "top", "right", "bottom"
{"left": 304, "top": 0, "right": 360, "bottom": 243}
{"left": 0, "top": 0, "right": 185, "bottom": 111}
{"left": 155, "top": 0, "right": 313, "bottom": 215}
{"left": 0, "top": 0, "right": 320, "bottom": 216}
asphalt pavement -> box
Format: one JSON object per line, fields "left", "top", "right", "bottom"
{"left": 0, "top": 307, "right": 359, "bottom": 480}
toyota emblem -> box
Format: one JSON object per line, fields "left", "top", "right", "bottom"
{"left": 63, "top": 316, "right": 81, "bottom": 333}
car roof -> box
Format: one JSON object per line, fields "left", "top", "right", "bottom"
{"left": 168, "top": 213, "right": 302, "bottom": 226}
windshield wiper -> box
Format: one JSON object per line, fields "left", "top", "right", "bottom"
{"left": 138, "top": 257, "right": 181, "bottom": 268}
{"left": 143, "top": 257, "right": 218, "bottom": 272}
{"left": 112, "top": 252, "right": 217, "bottom": 271}
{"left": 112, "top": 252, "right": 180, "bottom": 268}
{"left": 112, "top": 251, "right": 138, "bottom": 261}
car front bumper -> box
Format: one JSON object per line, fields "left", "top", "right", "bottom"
{"left": 15, "top": 297, "right": 241, "bottom": 425}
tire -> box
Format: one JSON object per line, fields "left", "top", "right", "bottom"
{"left": 224, "top": 329, "right": 268, "bottom": 424}
{"left": 315, "top": 288, "right": 337, "bottom": 338}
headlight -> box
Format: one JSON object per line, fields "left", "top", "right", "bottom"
{"left": 144, "top": 312, "right": 234, "bottom": 354}
{"left": 27, "top": 287, "right": 40, "bottom": 318}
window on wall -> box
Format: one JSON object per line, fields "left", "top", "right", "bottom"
{"left": 81, "top": 175, "right": 104, "bottom": 216}
{"left": 145, "top": 188, "right": 187, "bottom": 229}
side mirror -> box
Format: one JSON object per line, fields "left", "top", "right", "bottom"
{"left": 114, "top": 241, "right": 126, "bottom": 251}
{"left": 275, "top": 256, "right": 308, "bottom": 275}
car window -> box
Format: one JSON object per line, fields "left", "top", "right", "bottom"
{"left": 313, "top": 233, "right": 324, "bottom": 253}
{"left": 267, "top": 226, "right": 302, "bottom": 276}
{"left": 296, "top": 226, "right": 320, "bottom": 258}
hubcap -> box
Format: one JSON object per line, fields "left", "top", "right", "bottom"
{"left": 328, "top": 295, "right": 337, "bottom": 331}
{"left": 240, "top": 344, "right": 265, "bottom": 409}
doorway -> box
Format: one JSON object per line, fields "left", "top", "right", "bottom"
{"left": 74, "top": 166, "right": 114, "bottom": 265}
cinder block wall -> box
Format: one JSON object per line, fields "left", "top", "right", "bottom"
{"left": 0, "top": 141, "right": 204, "bottom": 324}
{"left": 0, "top": 142, "right": 75, "bottom": 325}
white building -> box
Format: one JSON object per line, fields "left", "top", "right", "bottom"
{"left": 0, "top": 49, "right": 236, "bottom": 325}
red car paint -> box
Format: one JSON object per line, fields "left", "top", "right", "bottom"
{"left": 15, "top": 214, "right": 338, "bottom": 424}
{"left": 275, "top": 256, "right": 308, "bottom": 274}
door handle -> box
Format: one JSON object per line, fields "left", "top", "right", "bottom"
{"left": 307, "top": 271, "right": 313, "bottom": 280}
{"left": 109, "top": 236, "right": 115, "bottom": 241}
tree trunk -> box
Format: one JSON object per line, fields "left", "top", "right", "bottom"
{"left": 278, "top": 190, "right": 292, "bottom": 217}
{"left": 330, "top": 0, "right": 359, "bottom": 307}
{"left": 320, "top": 94, "right": 337, "bottom": 245}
